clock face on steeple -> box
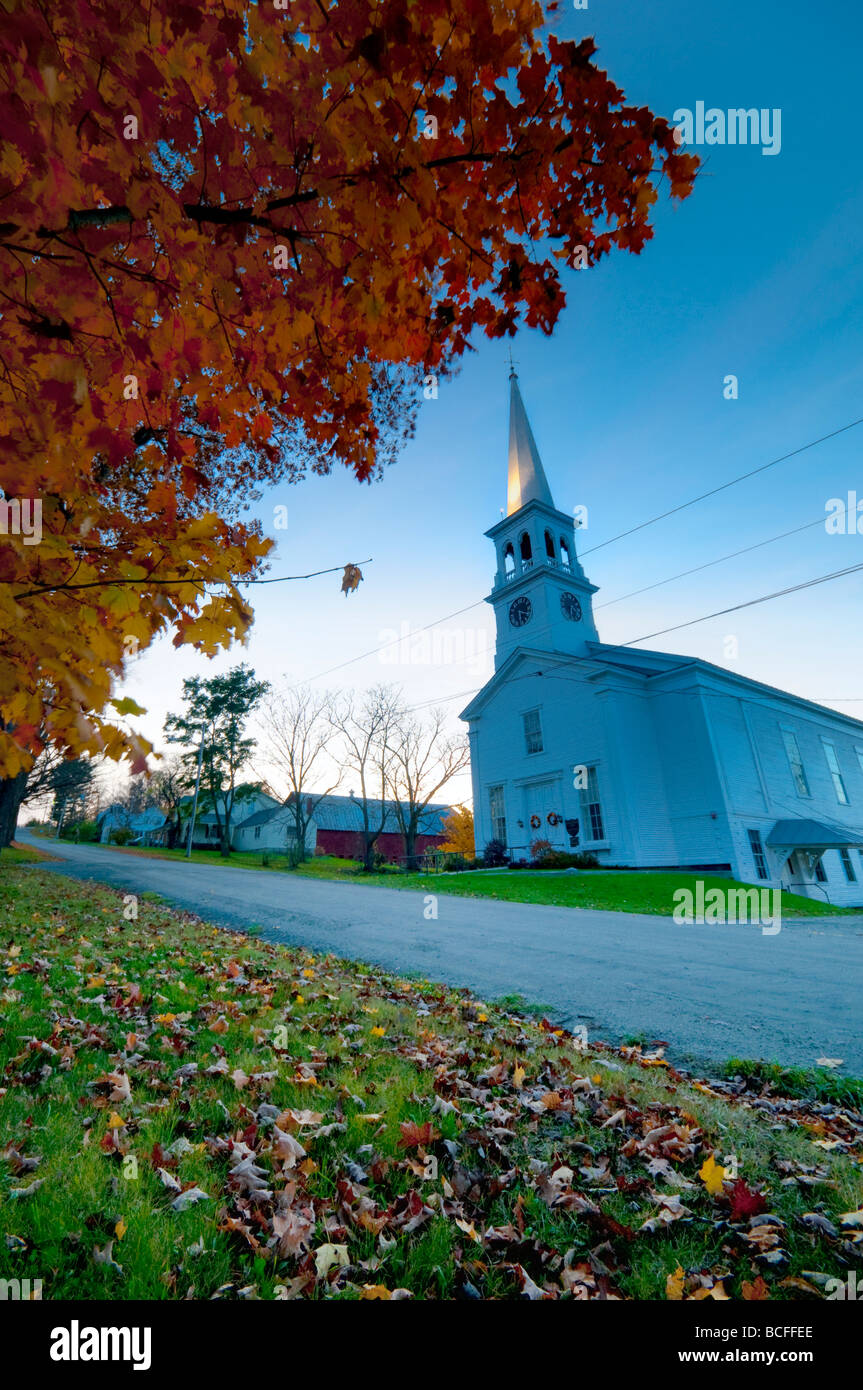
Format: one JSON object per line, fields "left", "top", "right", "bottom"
{"left": 560, "top": 593, "right": 583, "bottom": 622}
{"left": 509, "top": 596, "right": 532, "bottom": 628}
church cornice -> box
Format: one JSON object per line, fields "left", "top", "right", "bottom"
{"left": 485, "top": 498, "right": 579, "bottom": 540}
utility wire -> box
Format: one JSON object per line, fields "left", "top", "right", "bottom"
{"left": 295, "top": 414, "right": 859, "bottom": 684}
{"left": 594, "top": 516, "right": 825, "bottom": 610}
{"left": 10, "top": 559, "right": 373, "bottom": 602}
{"left": 579, "top": 415, "right": 863, "bottom": 557}
{"left": 620, "top": 560, "right": 863, "bottom": 647}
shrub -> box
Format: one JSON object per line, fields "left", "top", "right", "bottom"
{"left": 529, "top": 837, "right": 553, "bottom": 862}
{"left": 482, "top": 838, "right": 509, "bottom": 868}
{"left": 109, "top": 827, "right": 134, "bottom": 846}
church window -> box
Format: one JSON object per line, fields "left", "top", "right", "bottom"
{"left": 855, "top": 747, "right": 863, "bottom": 778}
{"left": 559, "top": 536, "right": 571, "bottom": 568}
{"left": 579, "top": 767, "right": 605, "bottom": 841}
{"left": 488, "top": 785, "right": 507, "bottom": 844}
{"left": 781, "top": 729, "right": 810, "bottom": 796}
{"left": 503, "top": 542, "right": 515, "bottom": 577}
{"left": 519, "top": 531, "right": 532, "bottom": 563}
{"left": 822, "top": 740, "right": 849, "bottom": 805}
{"left": 840, "top": 848, "right": 857, "bottom": 883}
{"left": 747, "top": 828, "right": 768, "bottom": 880}
{"left": 254, "top": 825, "right": 261, "bottom": 840}
{"left": 814, "top": 856, "right": 828, "bottom": 883}
{"left": 544, "top": 530, "right": 556, "bottom": 559}
{"left": 523, "top": 708, "right": 543, "bottom": 755}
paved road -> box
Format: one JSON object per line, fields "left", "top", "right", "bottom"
{"left": 9, "top": 832, "right": 863, "bottom": 1074}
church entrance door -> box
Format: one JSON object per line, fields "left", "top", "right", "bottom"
{"left": 522, "top": 778, "right": 567, "bottom": 853}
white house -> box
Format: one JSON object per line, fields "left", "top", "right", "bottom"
{"left": 233, "top": 803, "right": 317, "bottom": 855}
{"left": 461, "top": 374, "right": 863, "bottom": 907}
{"left": 179, "top": 784, "right": 282, "bottom": 849}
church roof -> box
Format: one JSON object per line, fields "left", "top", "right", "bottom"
{"left": 507, "top": 373, "right": 555, "bottom": 516}
{"left": 460, "top": 639, "right": 863, "bottom": 735}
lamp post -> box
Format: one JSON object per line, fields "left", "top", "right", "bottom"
{"left": 185, "top": 734, "right": 205, "bottom": 860}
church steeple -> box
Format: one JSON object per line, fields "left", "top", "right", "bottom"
{"left": 507, "top": 372, "right": 555, "bottom": 515}
{"left": 485, "top": 373, "right": 599, "bottom": 667}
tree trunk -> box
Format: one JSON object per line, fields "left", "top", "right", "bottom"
{"left": 293, "top": 807, "right": 307, "bottom": 864}
{"left": 0, "top": 771, "right": 29, "bottom": 849}
{"left": 404, "top": 825, "right": 419, "bottom": 873}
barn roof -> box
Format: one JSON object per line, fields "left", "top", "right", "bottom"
{"left": 293, "top": 794, "right": 451, "bottom": 835}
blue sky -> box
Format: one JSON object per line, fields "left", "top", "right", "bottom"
{"left": 119, "top": 0, "right": 863, "bottom": 807}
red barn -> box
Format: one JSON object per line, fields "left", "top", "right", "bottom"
{"left": 292, "top": 794, "right": 452, "bottom": 864}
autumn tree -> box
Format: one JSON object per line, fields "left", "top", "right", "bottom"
{"left": 329, "top": 686, "right": 401, "bottom": 872}
{"left": 0, "top": 0, "right": 697, "bottom": 797}
{"left": 164, "top": 664, "right": 269, "bottom": 856}
{"left": 386, "top": 707, "right": 471, "bottom": 869}
{"left": 441, "top": 805, "right": 476, "bottom": 859}
{"left": 262, "top": 686, "right": 338, "bottom": 864}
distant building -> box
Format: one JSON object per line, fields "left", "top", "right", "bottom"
{"left": 233, "top": 803, "right": 316, "bottom": 855}
{"left": 289, "top": 794, "right": 451, "bottom": 863}
{"left": 98, "top": 804, "right": 166, "bottom": 845}
{"left": 176, "top": 784, "right": 281, "bottom": 850}
{"left": 461, "top": 374, "right": 863, "bottom": 907}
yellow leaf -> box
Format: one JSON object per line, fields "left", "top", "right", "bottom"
{"left": 107, "top": 1112, "right": 125, "bottom": 1130}
{"left": 512, "top": 1065, "right": 525, "bottom": 1089}
{"left": 698, "top": 1154, "right": 726, "bottom": 1196}
{"left": 115, "top": 1219, "right": 127, "bottom": 1240}
{"left": 360, "top": 1284, "right": 391, "bottom": 1299}
{"left": 666, "top": 1265, "right": 685, "bottom": 1301}
{"left": 370, "top": 1026, "right": 386, "bottom": 1037}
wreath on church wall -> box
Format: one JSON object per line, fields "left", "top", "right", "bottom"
{"left": 529, "top": 814, "right": 541, "bottom": 829}
{"left": 547, "top": 812, "right": 562, "bottom": 826}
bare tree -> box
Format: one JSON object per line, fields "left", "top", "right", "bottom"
{"left": 328, "top": 685, "right": 401, "bottom": 872}
{"left": 149, "top": 756, "right": 193, "bottom": 849}
{"left": 386, "top": 707, "right": 471, "bottom": 870}
{"left": 263, "top": 686, "right": 338, "bottom": 863}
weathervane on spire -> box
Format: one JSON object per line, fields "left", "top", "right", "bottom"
{"left": 507, "top": 344, "right": 518, "bottom": 379}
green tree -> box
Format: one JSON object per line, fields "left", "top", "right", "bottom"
{"left": 165, "top": 665, "right": 269, "bottom": 856}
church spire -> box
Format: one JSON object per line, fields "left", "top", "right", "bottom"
{"left": 506, "top": 372, "right": 555, "bottom": 516}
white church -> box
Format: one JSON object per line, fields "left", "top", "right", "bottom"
{"left": 461, "top": 374, "right": 863, "bottom": 907}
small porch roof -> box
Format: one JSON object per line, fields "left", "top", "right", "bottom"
{"left": 766, "top": 818, "right": 863, "bottom": 850}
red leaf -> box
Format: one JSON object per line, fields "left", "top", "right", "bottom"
{"left": 728, "top": 1179, "right": 768, "bottom": 1222}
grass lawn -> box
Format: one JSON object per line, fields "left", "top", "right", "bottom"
{"left": 1, "top": 864, "right": 861, "bottom": 1301}
{"left": 294, "top": 862, "right": 850, "bottom": 919}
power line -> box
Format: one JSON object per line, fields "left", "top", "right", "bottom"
{"left": 594, "top": 516, "right": 825, "bottom": 610}
{"left": 302, "top": 510, "right": 832, "bottom": 686}
{"left": 579, "top": 415, "right": 863, "bottom": 557}
{"left": 293, "top": 414, "right": 858, "bottom": 687}
{"left": 10, "top": 559, "right": 373, "bottom": 602}
{"left": 293, "top": 599, "right": 488, "bottom": 686}
{"left": 620, "top": 559, "right": 863, "bottom": 647}
{"left": 400, "top": 559, "right": 863, "bottom": 712}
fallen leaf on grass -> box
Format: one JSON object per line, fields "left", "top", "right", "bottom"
{"left": 314, "top": 1243, "right": 350, "bottom": 1278}
{"left": 698, "top": 1154, "right": 726, "bottom": 1196}
{"left": 171, "top": 1187, "right": 209, "bottom": 1212}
